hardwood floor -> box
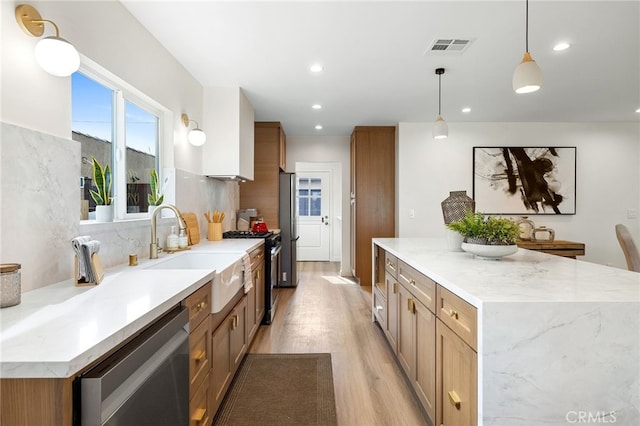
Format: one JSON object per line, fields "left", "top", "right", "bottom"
{"left": 249, "top": 262, "right": 428, "bottom": 426}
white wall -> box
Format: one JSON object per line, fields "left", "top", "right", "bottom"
{"left": 398, "top": 122, "right": 640, "bottom": 269}
{"left": 1, "top": 0, "right": 204, "bottom": 174}
{"left": 286, "top": 135, "right": 351, "bottom": 275}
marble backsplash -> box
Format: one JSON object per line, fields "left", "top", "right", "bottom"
{"left": 1, "top": 122, "right": 239, "bottom": 293}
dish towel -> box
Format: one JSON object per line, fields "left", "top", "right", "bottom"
{"left": 71, "top": 236, "right": 101, "bottom": 283}
{"left": 242, "top": 254, "right": 253, "bottom": 294}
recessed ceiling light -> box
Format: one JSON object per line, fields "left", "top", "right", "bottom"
{"left": 310, "top": 64, "right": 323, "bottom": 73}
{"left": 553, "top": 42, "right": 571, "bottom": 51}
{"left": 636, "top": 108, "right": 640, "bottom": 113}
{"left": 312, "top": 104, "right": 322, "bottom": 110}
{"left": 315, "top": 125, "right": 323, "bottom": 130}
{"left": 462, "top": 107, "right": 471, "bottom": 113}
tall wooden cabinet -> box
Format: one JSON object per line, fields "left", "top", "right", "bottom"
{"left": 239, "top": 122, "right": 286, "bottom": 230}
{"left": 350, "top": 126, "right": 395, "bottom": 286}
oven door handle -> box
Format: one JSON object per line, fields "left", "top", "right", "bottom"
{"left": 271, "top": 245, "right": 282, "bottom": 258}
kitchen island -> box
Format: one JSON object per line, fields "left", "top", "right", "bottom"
{"left": 373, "top": 238, "right": 639, "bottom": 426}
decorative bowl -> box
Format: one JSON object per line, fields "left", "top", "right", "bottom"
{"left": 461, "top": 243, "right": 518, "bottom": 260}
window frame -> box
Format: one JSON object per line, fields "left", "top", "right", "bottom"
{"left": 75, "top": 56, "right": 172, "bottom": 221}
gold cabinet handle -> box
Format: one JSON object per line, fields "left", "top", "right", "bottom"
{"left": 230, "top": 314, "right": 239, "bottom": 330}
{"left": 392, "top": 282, "right": 397, "bottom": 294}
{"left": 386, "top": 260, "right": 396, "bottom": 270}
{"left": 192, "top": 408, "right": 207, "bottom": 423}
{"left": 196, "top": 301, "right": 207, "bottom": 311}
{"left": 409, "top": 278, "right": 416, "bottom": 286}
{"left": 448, "top": 390, "right": 461, "bottom": 409}
{"left": 257, "top": 270, "right": 261, "bottom": 279}
{"left": 407, "top": 298, "right": 415, "bottom": 314}
{"left": 449, "top": 309, "right": 459, "bottom": 320}
{"left": 194, "top": 350, "right": 205, "bottom": 362}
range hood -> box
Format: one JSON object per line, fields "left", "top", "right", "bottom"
{"left": 202, "top": 87, "right": 254, "bottom": 181}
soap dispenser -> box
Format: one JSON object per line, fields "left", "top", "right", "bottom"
{"left": 178, "top": 228, "right": 188, "bottom": 249}
{"left": 167, "top": 226, "right": 179, "bottom": 250}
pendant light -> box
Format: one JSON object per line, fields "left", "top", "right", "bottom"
{"left": 433, "top": 68, "right": 448, "bottom": 140}
{"left": 513, "top": 0, "right": 543, "bottom": 93}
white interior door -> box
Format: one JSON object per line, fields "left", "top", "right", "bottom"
{"left": 297, "top": 172, "right": 331, "bottom": 261}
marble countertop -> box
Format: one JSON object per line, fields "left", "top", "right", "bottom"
{"left": 374, "top": 238, "right": 640, "bottom": 307}
{"left": 0, "top": 239, "right": 263, "bottom": 379}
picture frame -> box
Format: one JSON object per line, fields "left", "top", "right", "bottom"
{"left": 472, "top": 147, "right": 576, "bottom": 215}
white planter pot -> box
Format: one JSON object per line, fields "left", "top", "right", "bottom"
{"left": 444, "top": 228, "right": 464, "bottom": 252}
{"left": 95, "top": 205, "right": 114, "bottom": 222}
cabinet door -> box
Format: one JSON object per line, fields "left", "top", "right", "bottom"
{"left": 397, "top": 283, "right": 415, "bottom": 377}
{"left": 255, "top": 260, "right": 265, "bottom": 325}
{"left": 436, "top": 320, "right": 478, "bottom": 426}
{"left": 189, "top": 374, "right": 210, "bottom": 426}
{"left": 374, "top": 246, "right": 387, "bottom": 295}
{"left": 414, "top": 301, "right": 436, "bottom": 423}
{"left": 229, "top": 296, "right": 247, "bottom": 372}
{"left": 210, "top": 317, "right": 232, "bottom": 413}
{"left": 246, "top": 285, "right": 257, "bottom": 342}
{"left": 385, "top": 271, "right": 399, "bottom": 354}
{"left": 189, "top": 318, "right": 211, "bottom": 397}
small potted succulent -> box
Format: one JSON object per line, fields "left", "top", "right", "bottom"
{"left": 89, "top": 157, "right": 113, "bottom": 222}
{"left": 446, "top": 211, "right": 521, "bottom": 259}
{"left": 147, "top": 169, "right": 164, "bottom": 215}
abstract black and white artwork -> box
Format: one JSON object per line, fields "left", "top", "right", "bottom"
{"left": 473, "top": 147, "right": 576, "bottom": 215}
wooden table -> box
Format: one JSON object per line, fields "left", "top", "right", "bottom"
{"left": 516, "top": 240, "right": 585, "bottom": 259}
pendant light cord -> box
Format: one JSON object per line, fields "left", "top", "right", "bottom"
{"left": 438, "top": 74, "right": 442, "bottom": 116}
{"left": 525, "top": 0, "right": 529, "bottom": 52}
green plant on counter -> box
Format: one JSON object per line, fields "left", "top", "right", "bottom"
{"left": 89, "top": 157, "right": 112, "bottom": 206}
{"left": 147, "top": 169, "right": 164, "bottom": 206}
{"left": 446, "top": 210, "right": 520, "bottom": 245}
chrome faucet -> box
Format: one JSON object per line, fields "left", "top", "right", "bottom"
{"left": 150, "top": 203, "right": 188, "bottom": 259}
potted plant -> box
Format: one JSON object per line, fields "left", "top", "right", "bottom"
{"left": 147, "top": 169, "right": 164, "bottom": 215}
{"left": 446, "top": 211, "right": 520, "bottom": 259}
{"left": 89, "top": 157, "right": 113, "bottom": 222}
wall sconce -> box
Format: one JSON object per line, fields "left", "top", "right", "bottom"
{"left": 181, "top": 113, "right": 207, "bottom": 146}
{"left": 15, "top": 4, "right": 80, "bottom": 77}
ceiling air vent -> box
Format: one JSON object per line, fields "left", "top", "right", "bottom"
{"left": 426, "top": 38, "right": 474, "bottom": 55}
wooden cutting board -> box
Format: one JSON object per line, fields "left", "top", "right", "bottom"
{"left": 182, "top": 213, "right": 200, "bottom": 245}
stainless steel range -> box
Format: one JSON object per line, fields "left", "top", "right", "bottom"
{"left": 222, "top": 231, "right": 281, "bottom": 324}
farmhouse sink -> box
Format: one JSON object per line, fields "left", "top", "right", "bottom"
{"left": 146, "top": 252, "right": 245, "bottom": 313}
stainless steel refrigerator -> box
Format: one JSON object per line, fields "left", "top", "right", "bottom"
{"left": 279, "top": 172, "right": 299, "bottom": 287}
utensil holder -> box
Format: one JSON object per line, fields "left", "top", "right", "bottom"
{"left": 74, "top": 254, "right": 104, "bottom": 286}
{"left": 208, "top": 223, "right": 222, "bottom": 241}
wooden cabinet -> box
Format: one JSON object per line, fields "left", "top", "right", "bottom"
{"left": 247, "top": 245, "right": 265, "bottom": 342}
{"left": 210, "top": 295, "right": 248, "bottom": 414}
{"left": 185, "top": 283, "right": 212, "bottom": 426}
{"left": 436, "top": 320, "right": 477, "bottom": 426}
{"left": 239, "top": 122, "right": 286, "bottom": 230}
{"left": 202, "top": 87, "right": 255, "bottom": 180}
{"left": 350, "top": 126, "right": 395, "bottom": 285}
{"left": 374, "top": 243, "right": 478, "bottom": 425}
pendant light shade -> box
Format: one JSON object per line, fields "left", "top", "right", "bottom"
{"left": 513, "top": 0, "right": 542, "bottom": 93}
{"left": 433, "top": 67, "right": 448, "bottom": 140}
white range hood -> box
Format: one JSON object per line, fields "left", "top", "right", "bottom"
{"left": 202, "top": 87, "right": 254, "bottom": 181}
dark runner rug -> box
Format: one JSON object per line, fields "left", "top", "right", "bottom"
{"left": 213, "top": 353, "right": 337, "bottom": 426}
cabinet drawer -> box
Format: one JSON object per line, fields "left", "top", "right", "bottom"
{"left": 249, "top": 245, "right": 265, "bottom": 270}
{"left": 373, "top": 287, "right": 386, "bottom": 329}
{"left": 398, "top": 261, "right": 436, "bottom": 313}
{"left": 185, "top": 282, "right": 211, "bottom": 330}
{"left": 385, "top": 252, "right": 398, "bottom": 278}
{"left": 189, "top": 373, "right": 210, "bottom": 426}
{"left": 436, "top": 286, "right": 477, "bottom": 351}
{"left": 189, "top": 318, "right": 211, "bottom": 395}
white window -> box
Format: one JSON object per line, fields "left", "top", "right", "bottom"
{"left": 72, "top": 58, "right": 170, "bottom": 221}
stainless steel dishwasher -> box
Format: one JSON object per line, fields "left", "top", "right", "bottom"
{"left": 76, "top": 304, "right": 189, "bottom": 426}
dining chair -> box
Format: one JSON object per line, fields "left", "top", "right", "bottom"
{"left": 615, "top": 224, "right": 640, "bottom": 272}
